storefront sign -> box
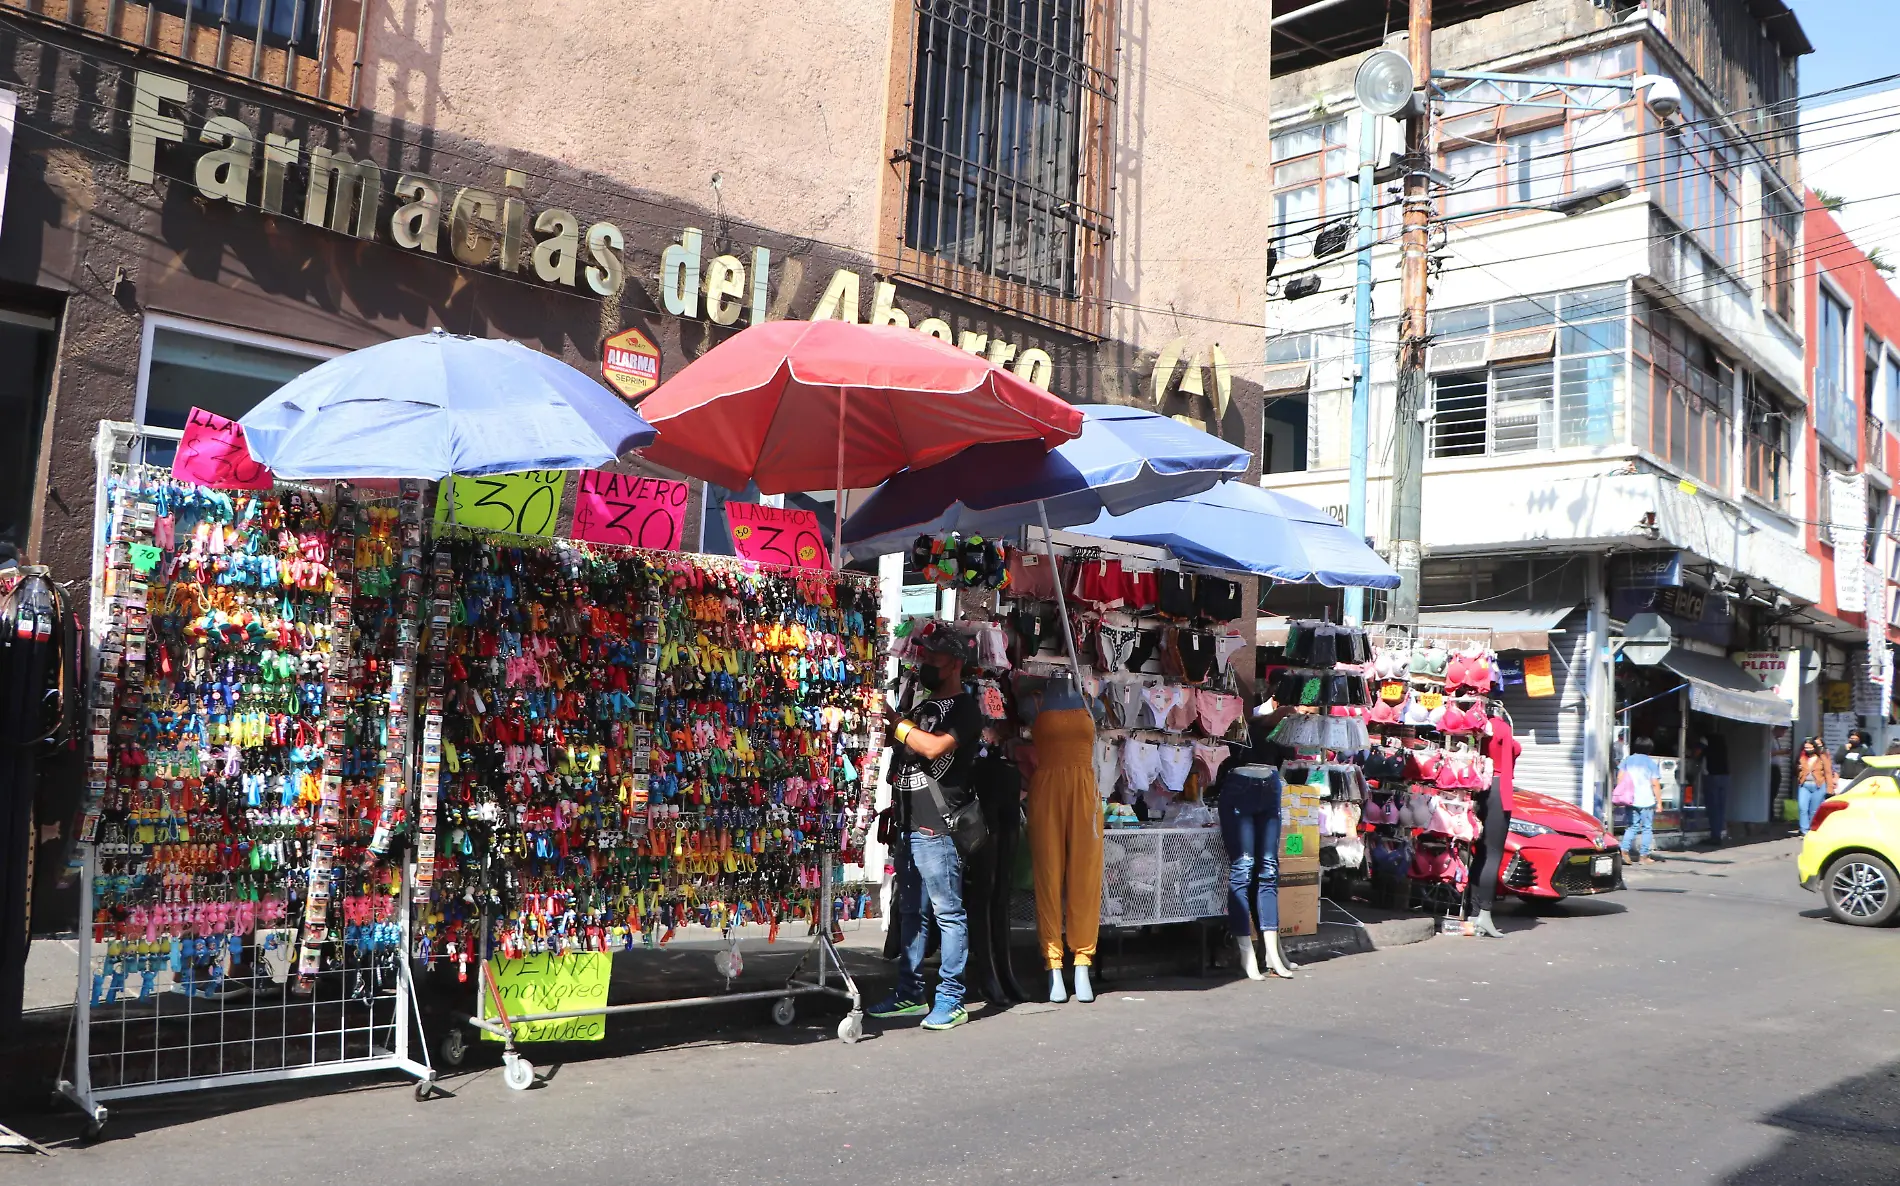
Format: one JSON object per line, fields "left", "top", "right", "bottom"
{"left": 481, "top": 953, "right": 609, "bottom": 1042}
{"left": 570, "top": 471, "right": 687, "bottom": 550}
{"left": 129, "top": 72, "right": 626, "bottom": 296}
{"left": 658, "top": 228, "right": 1054, "bottom": 390}
{"left": 1522, "top": 653, "right": 1555, "bottom": 698}
{"left": 1611, "top": 551, "right": 1683, "bottom": 588}
{"left": 1732, "top": 650, "right": 1800, "bottom": 705}
{"left": 434, "top": 471, "right": 566, "bottom": 535}
{"left": 172, "top": 406, "right": 274, "bottom": 490}
{"left": 601, "top": 327, "right": 661, "bottom": 401}
{"left": 725, "top": 503, "right": 828, "bottom": 569}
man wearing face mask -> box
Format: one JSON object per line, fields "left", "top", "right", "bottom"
{"left": 870, "top": 629, "right": 983, "bottom": 1031}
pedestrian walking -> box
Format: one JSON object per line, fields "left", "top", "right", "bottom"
{"left": 1796, "top": 737, "right": 1837, "bottom": 835}
{"left": 1614, "top": 737, "right": 1663, "bottom": 865}
{"left": 1835, "top": 729, "right": 1871, "bottom": 783}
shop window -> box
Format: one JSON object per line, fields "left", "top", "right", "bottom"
{"left": 897, "top": 0, "right": 1115, "bottom": 324}
{"left": 0, "top": 311, "right": 56, "bottom": 554}
{"left": 1743, "top": 374, "right": 1792, "bottom": 511}
{"left": 139, "top": 322, "right": 334, "bottom": 459}
{"left": 1271, "top": 118, "right": 1351, "bottom": 258}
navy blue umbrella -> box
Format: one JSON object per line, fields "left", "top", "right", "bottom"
{"left": 1077, "top": 482, "right": 1399, "bottom": 588}
{"left": 240, "top": 329, "right": 656, "bottom": 480}
{"left": 841, "top": 404, "right": 1249, "bottom": 560}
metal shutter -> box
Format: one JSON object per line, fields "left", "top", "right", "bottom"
{"left": 1499, "top": 608, "right": 1590, "bottom": 807}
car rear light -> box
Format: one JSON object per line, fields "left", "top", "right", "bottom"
{"left": 1811, "top": 799, "right": 1850, "bottom": 832}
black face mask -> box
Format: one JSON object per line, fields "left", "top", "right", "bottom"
{"left": 922, "top": 662, "right": 956, "bottom": 693}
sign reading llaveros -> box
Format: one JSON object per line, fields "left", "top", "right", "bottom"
{"left": 601, "top": 328, "right": 661, "bottom": 401}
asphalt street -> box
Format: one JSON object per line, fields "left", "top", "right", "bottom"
{"left": 6, "top": 837, "right": 1897, "bottom": 1185}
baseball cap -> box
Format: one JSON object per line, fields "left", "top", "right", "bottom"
{"left": 914, "top": 626, "right": 977, "bottom": 666}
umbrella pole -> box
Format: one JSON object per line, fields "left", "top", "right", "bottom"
{"left": 1036, "top": 499, "right": 1084, "bottom": 683}
{"left": 833, "top": 389, "right": 845, "bottom": 573}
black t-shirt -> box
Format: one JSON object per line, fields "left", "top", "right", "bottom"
{"left": 894, "top": 692, "right": 983, "bottom": 835}
{"left": 1837, "top": 744, "right": 1868, "bottom": 781}
{"left": 1702, "top": 735, "right": 1729, "bottom": 777}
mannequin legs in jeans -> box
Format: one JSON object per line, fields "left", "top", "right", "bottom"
{"left": 1217, "top": 765, "right": 1295, "bottom": 980}
{"left": 1798, "top": 780, "right": 1827, "bottom": 834}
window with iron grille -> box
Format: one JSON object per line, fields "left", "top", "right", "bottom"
{"left": 1424, "top": 285, "right": 1626, "bottom": 459}
{"left": 1633, "top": 299, "right": 1734, "bottom": 491}
{"left": 898, "top": 0, "right": 1115, "bottom": 325}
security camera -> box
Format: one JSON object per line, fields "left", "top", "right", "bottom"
{"left": 1635, "top": 74, "right": 1682, "bottom": 121}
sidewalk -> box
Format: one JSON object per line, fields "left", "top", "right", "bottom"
{"left": 2, "top": 901, "right": 1437, "bottom": 1113}
{"left": 1618, "top": 834, "right": 1804, "bottom": 881}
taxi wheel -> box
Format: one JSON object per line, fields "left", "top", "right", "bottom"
{"left": 1822, "top": 852, "right": 1900, "bottom": 927}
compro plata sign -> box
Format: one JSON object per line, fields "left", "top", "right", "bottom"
{"left": 602, "top": 327, "right": 661, "bottom": 401}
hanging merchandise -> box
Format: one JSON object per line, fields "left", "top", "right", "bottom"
{"left": 1356, "top": 627, "right": 1501, "bottom": 920}
{"left": 418, "top": 527, "right": 885, "bottom": 1072}
{"left": 909, "top": 533, "right": 1008, "bottom": 590}
{"left": 61, "top": 427, "right": 431, "bottom": 1138}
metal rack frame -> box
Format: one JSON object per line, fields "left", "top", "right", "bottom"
{"left": 442, "top": 850, "right": 864, "bottom": 1092}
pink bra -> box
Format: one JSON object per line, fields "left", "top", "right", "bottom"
{"left": 1446, "top": 648, "right": 1495, "bottom": 693}
{"left": 1434, "top": 701, "right": 1484, "bottom": 734}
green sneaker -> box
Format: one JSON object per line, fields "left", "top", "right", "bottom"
{"left": 867, "top": 994, "right": 928, "bottom": 1019}
{"left": 920, "top": 1003, "right": 969, "bottom": 1031}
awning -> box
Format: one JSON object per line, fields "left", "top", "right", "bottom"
{"left": 1417, "top": 604, "right": 1576, "bottom": 652}
{"left": 1256, "top": 603, "right": 1574, "bottom": 651}
{"left": 1656, "top": 647, "right": 1795, "bottom": 725}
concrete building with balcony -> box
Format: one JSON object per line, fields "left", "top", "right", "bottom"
{"left": 1260, "top": 0, "right": 1819, "bottom": 840}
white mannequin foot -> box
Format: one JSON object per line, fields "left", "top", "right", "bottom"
{"left": 1473, "top": 909, "right": 1505, "bottom": 938}
{"left": 1072, "top": 965, "right": 1094, "bottom": 1003}
{"left": 1048, "top": 969, "right": 1068, "bottom": 1003}
{"left": 1261, "top": 930, "right": 1298, "bottom": 979}
{"left": 1235, "top": 936, "right": 1265, "bottom": 981}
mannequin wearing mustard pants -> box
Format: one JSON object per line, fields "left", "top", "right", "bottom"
{"left": 1028, "top": 704, "right": 1103, "bottom": 1003}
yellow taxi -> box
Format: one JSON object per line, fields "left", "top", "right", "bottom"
{"left": 1799, "top": 754, "right": 1900, "bottom": 926}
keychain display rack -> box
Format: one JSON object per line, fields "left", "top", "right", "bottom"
{"left": 416, "top": 526, "right": 884, "bottom": 1087}
{"left": 60, "top": 424, "right": 431, "bottom": 1139}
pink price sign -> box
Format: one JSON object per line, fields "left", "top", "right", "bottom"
{"left": 725, "top": 503, "right": 830, "bottom": 570}
{"left": 173, "top": 407, "right": 274, "bottom": 490}
{"left": 570, "top": 470, "right": 689, "bottom": 551}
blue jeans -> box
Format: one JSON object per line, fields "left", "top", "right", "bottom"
{"left": 1218, "top": 768, "right": 1282, "bottom": 937}
{"left": 1702, "top": 774, "right": 1729, "bottom": 841}
{"left": 1622, "top": 806, "right": 1655, "bottom": 857}
{"left": 1798, "top": 780, "right": 1827, "bottom": 833}
{"left": 897, "top": 831, "right": 967, "bottom": 1009}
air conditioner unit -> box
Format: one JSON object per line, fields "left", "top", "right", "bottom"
{"left": 1259, "top": 362, "right": 1313, "bottom": 394}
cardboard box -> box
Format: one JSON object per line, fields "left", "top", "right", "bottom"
{"left": 1281, "top": 786, "right": 1323, "bottom": 873}
{"left": 1279, "top": 869, "right": 1320, "bottom": 936}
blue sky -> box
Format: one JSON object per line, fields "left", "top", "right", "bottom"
{"left": 1794, "top": 1, "right": 1900, "bottom": 101}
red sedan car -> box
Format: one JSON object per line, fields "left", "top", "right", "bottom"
{"left": 1498, "top": 789, "right": 1625, "bottom": 901}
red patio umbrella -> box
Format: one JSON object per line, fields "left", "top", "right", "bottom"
{"left": 638, "top": 319, "right": 1082, "bottom": 492}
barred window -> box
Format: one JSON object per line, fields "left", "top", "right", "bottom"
{"left": 1762, "top": 189, "right": 1798, "bottom": 323}
{"left": 1743, "top": 374, "right": 1791, "bottom": 510}
{"left": 897, "top": 0, "right": 1115, "bottom": 329}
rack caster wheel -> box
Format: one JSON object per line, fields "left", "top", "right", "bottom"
{"left": 837, "top": 1012, "right": 864, "bottom": 1044}
{"left": 501, "top": 1054, "right": 535, "bottom": 1092}
{"left": 81, "top": 1109, "right": 108, "bottom": 1144}
{"left": 414, "top": 1080, "right": 438, "bottom": 1103}
{"left": 440, "top": 1026, "right": 468, "bottom": 1068}
{"left": 771, "top": 997, "right": 797, "bottom": 1027}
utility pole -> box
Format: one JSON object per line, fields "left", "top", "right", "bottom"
{"left": 1387, "top": 0, "right": 1434, "bottom": 627}
{"left": 1341, "top": 103, "right": 1378, "bottom": 627}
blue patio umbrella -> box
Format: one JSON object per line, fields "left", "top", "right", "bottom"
{"left": 240, "top": 329, "right": 656, "bottom": 480}
{"left": 1077, "top": 481, "right": 1400, "bottom": 588}
{"left": 841, "top": 404, "right": 1250, "bottom": 561}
